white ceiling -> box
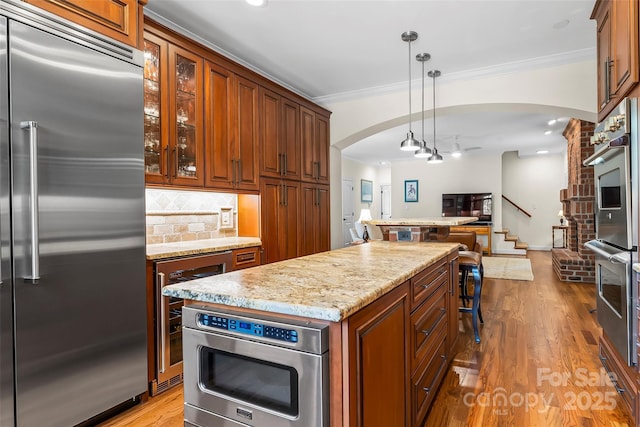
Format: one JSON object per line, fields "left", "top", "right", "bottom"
{"left": 145, "top": 0, "right": 597, "bottom": 165}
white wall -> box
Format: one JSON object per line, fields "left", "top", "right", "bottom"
{"left": 341, "top": 157, "right": 381, "bottom": 218}
{"left": 389, "top": 154, "right": 502, "bottom": 221}
{"left": 501, "top": 151, "right": 566, "bottom": 250}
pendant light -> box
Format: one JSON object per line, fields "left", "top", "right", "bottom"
{"left": 414, "top": 52, "right": 432, "bottom": 158}
{"left": 399, "top": 31, "right": 421, "bottom": 152}
{"left": 427, "top": 70, "right": 443, "bottom": 164}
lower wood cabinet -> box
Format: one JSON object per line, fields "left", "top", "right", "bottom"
{"left": 231, "top": 246, "right": 260, "bottom": 270}
{"left": 336, "top": 250, "right": 457, "bottom": 427}
{"left": 346, "top": 282, "right": 410, "bottom": 427}
{"left": 299, "top": 183, "right": 330, "bottom": 256}
{"left": 599, "top": 333, "right": 638, "bottom": 421}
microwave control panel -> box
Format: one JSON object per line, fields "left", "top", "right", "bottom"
{"left": 199, "top": 313, "right": 299, "bottom": 343}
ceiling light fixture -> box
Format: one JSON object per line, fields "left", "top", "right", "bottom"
{"left": 427, "top": 70, "right": 443, "bottom": 164}
{"left": 399, "top": 31, "right": 421, "bottom": 152}
{"left": 414, "top": 52, "right": 432, "bottom": 158}
{"left": 544, "top": 130, "right": 552, "bottom": 135}
{"left": 537, "top": 150, "right": 549, "bottom": 154}
{"left": 547, "top": 119, "right": 557, "bottom": 126}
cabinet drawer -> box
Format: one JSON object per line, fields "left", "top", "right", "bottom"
{"left": 410, "top": 281, "right": 447, "bottom": 373}
{"left": 599, "top": 336, "right": 637, "bottom": 420}
{"left": 410, "top": 258, "right": 448, "bottom": 309}
{"left": 412, "top": 329, "right": 448, "bottom": 427}
{"left": 231, "top": 247, "right": 260, "bottom": 271}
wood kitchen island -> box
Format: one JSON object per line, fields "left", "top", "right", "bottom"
{"left": 163, "top": 241, "right": 460, "bottom": 427}
{"left": 362, "top": 216, "right": 478, "bottom": 241}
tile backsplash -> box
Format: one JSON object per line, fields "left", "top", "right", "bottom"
{"left": 146, "top": 188, "right": 237, "bottom": 245}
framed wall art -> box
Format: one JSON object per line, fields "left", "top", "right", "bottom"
{"left": 404, "top": 180, "right": 418, "bottom": 202}
{"left": 361, "top": 179, "right": 373, "bottom": 203}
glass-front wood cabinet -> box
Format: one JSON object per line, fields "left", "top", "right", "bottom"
{"left": 143, "top": 32, "right": 203, "bottom": 186}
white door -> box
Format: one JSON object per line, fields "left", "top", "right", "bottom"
{"left": 381, "top": 184, "right": 392, "bottom": 219}
{"left": 342, "top": 179, "right": 354, "bottom": 246}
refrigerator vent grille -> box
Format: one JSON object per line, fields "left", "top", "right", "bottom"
{"left": 154, "top": 373, "right": 184, "bottom": 395}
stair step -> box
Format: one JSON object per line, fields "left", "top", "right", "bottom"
{"left": 515, "top": 242, "right": 529, "bottom": 250}
{"left": 494, "top": 229, "right": 509, "bottom": 235}
{"left": 505, "top": 235, "right": 519, "bottom": 242}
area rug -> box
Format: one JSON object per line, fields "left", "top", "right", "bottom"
{"left": 482, "top": 257, "right": 534, "bottom": 281}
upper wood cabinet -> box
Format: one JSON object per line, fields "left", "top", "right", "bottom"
{"left": 592, "top": 0, "right": 639, "bottom": 121}
{"left": 203, "top": 64, "right": 259, "bottom": 192}
{"left": 143, "top": 32, "right": 204, "bottom": 186}
{"left": 301, "top": 107, "right": 330, "bottom": 184}
{"left": 259, "top": 88, "right": 301, "bottom": 180}
{"left": 24, "top": 0, "right": 145, "bottom": 48}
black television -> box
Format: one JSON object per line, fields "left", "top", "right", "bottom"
{"left": 442, "top": 193, "right": 493, "bottom": 224}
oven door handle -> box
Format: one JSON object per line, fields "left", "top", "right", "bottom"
{"left": 583, "top": 134, "right": 629, "bottom": 166}
{"left": 610, "top": 253, "right": 630, "bottom": 264}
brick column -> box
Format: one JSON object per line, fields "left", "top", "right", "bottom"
{"left": 553, "top": 119, "right": 595, "bottom": 282}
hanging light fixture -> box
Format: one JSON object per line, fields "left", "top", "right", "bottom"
{"left": 451, "top": 135, "right": 462, "bottom": 158}
{"left": 427, "top": 70, "right": 443, "bottom": 164}
{"left": 399, "top": 31, "right": 421, "bottom": 152}
{"left": 414, "top": 52, "right": 432, "bottom": 158}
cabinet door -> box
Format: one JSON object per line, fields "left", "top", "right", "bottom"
{"left": 143, "top": 34, "right": 169, "bottom": 184}
{"left": 169, "top": 45, "right": 204, "bottom": 186}
{"left": 315, "top": 114, "right": 330, "bottom": 184}
{"left": 447, "top": 253, "right": 459, "bottom": 355}
{"left": 24, "top": 0, "right": 141, "bottom": 47}
{"left": 611, "top": 0, "right": 639, "bottom": 98}
{"left": 204, "top": 61, "right": 234, "bottom": 189}
{"left": 595, "top": 3, "right": 612, "bottom": 112}
{"left": 234, "top": 75, "right": 259, "bottom": 191}
{"left": 299, "top": 184, "right": 317, "bottom": 257}
{"left": 259, "top": 88, "right": 282, "bottom": 179}
{"left": 300, "top": 106, "right": 316, "bottom": 182}
{"left": 260, "top": 178, "right": 299, "bottom": 264}
{"left": 260, "top": 179, "right": 282, "bottom": 264}
{"left": 316, "top": 184, "right": 330, "bottom": 253}
{"left": 347, "top": 283, "right": 410, "bottom": 427}
{"left": 282, "top": 98, "right": 301, "bottom": 180}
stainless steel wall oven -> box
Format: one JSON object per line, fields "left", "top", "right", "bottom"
{"left": 151, "top": 251, "right": 232, "bottom": 395}
{"left": 182, "top": 305, "right": 330, "bottom": 427}
{"left": 585, "top": 97, "right": 639, "bottom": 366}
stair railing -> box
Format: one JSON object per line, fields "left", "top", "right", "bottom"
{"left": 502, "top": 195, "right": 532, "bottom": 218}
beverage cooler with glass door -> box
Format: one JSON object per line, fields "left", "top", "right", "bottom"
{"left": 150, "top": 251, "right": 232, "bottom": 395}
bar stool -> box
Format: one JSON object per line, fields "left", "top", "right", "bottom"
{"left": 458, "top": 250, "right": 483, "bottom": 343}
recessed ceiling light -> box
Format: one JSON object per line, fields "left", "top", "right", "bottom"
{"left": 547, "top": 119, "right": 557, "bottom": 126}
{"left": 544, "top": 130, "right": 552, "bottom": 135}
{"left": 451, "top": 152, "right": 462, "bottom": 158}
{"left": 537, "top": 150, "right": 549, "bottom": 154}
{"left": 246, "top": 0, "right": 267, "bottom": 6}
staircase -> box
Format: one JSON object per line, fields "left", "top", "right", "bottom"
{"left": 494, "top": 229, "right": 528, "bottom": 255}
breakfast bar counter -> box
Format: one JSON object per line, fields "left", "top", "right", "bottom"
{"left": 363, "top": 216, "right": 478, "bottom": 241}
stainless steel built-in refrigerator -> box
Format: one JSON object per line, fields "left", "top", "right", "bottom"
{"left": 0, "top": 1, "right": 147, "bottom": 425}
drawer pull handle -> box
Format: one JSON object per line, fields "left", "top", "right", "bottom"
{"left": 422, "top": 354, "right": 447, "bottom": 394}
{"left": 422, "top": 309, "right": 446, "bottom": 336}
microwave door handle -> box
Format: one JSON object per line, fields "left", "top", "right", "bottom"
{"left": 21, "top": 121, "right": 40, "bottom": 282}
{"left": 157, "top": 272, "right": 166, "bottom": 374}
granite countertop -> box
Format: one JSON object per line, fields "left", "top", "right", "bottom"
{"left": 162, "top": 241, "right": 458, "bottom": 322}
{"left": 146, "top": 237, "right": 262, "bottom": 260}
{"left": 364, "top": 217, "right": 478, "bottom": 226}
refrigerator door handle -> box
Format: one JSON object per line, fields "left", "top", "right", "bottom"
{"left": 20, "top": 121, "right": 40, "bottom": 282}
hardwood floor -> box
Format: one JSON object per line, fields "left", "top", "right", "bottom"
{"left": 99, "top": 251, "right": 633, "bottom": 427}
